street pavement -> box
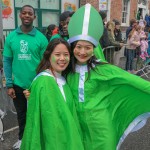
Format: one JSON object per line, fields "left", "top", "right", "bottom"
{"left": 0, "top": 60, "right": 150, "bottom": 150}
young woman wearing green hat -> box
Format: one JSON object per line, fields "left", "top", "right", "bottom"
{"left": 67, "top": 3, "right": 150, "bottom": 150}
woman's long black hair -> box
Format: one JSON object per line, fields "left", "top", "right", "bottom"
{"left": 36, "top": 38, "right": 71, "bottom": 78}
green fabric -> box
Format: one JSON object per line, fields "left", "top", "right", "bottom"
{"left": 88, "top": 5, "right": 103, "bottom": 41}
{"left": 50, "top": 34, "right": 61, "bottom": 41}
{"left": 50, "top": 34, "right": 68, "bottom": 42}
{"left": 3, "top": 27, "right": 48, "bottom": 89}
{"left": 68, "top": 6, "right": 84, "bottom": 39}
{"left": 21, "top": 73, "right": 84, "bottom": 150}
{"left": 94, "top": 43, "right": 106, "bottom": 62}
{"left": 67, "top": 64, "right": 150, "bottom": 150}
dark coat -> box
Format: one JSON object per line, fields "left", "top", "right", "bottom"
{"left": 100, "top": 24, "right": 110, "bottom": 48}
{"left": 114, "top": 29, "right": 122, "bottom": 42}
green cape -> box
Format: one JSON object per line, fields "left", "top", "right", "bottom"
{"left": 67, "top": 64, "right": 150, "bottom": 150}
{"left": 94, "top": 43, "right": 106, "bottom": 62}
{"left": 21, "top": 72, "right": 84, "bottom": 150}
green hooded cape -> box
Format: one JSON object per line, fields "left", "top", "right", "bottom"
{"left": 94, "top": 43, "right": 106, "bottom": 62}
{"left": 21, "top": 71, "right": 84, "bottom": 150}
{"left": 67, "top": 63, "right": 150, "bottom": 150}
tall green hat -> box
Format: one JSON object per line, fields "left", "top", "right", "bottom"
{"left": 68, "top": 3, "right": 104, "bottom": 47}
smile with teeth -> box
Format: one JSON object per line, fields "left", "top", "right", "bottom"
{"left": 24, "top": 19, "right": 30, "bottom": 22}
{"left": 79, "top": 55, "right": 87, "bottom": 59}
{"left": 58, "top": 62, "right": 66, "bottom": 67}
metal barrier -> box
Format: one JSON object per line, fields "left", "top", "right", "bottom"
{"left": 103, "top": 46, "right": 126, "bottom": 69}
{"left": 103, "top": 45, "right": 150, "bottom": 78}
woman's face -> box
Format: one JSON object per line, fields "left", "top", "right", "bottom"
{"left": 73, "top": 41, "right": 94, "bottom": 65}
{"left": 50, "top": 43, "right": 70, "bottom": 74}
{"left": 115, "top": 25, "right": 120, "bottom": 30}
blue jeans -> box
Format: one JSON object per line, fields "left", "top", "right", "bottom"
{"left": 125, "top": 49, "right": 136, "bottom": 71}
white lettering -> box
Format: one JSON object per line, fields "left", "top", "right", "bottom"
{"left": 18, "top": 54, "right": 31, "bottom": 60}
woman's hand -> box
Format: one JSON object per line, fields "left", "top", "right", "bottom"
{"left": 120, "top": 43, "right": 124, "bottom": 47}
{"left": 23, "top": 90, "right": 30, "bottom": 100}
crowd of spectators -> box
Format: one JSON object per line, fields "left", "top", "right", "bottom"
{"left": 97, "top": 12, "right": 150, "bottom": 74}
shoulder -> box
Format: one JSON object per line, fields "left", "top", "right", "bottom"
{"left": 103, "top": 27, "right": 108, "bottom": 34}
{"left": 34, "top": 30, "right": 48, "bottom": 44}
{"left": 32, "top": 73, "right": 56, "bottom": 87}
{"left": 6, "top": 29, "right": 17, "bottom": 39}
{"left": 107, "top": 30, "right": 111, "bottom": 36}
{"left": 131, "top": 31, "right": 137, "bottom": 37}
{"left": 35, "top": 31, "right": 45, "bottom": 37}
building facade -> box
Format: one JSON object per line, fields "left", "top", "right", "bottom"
{"left": 80, "top": 0, "right": 149, "bottom": 27}
{"left": 1, "top": 0, "right": 80, "bottom": 30}
{"left": 1, "top": 0, "right": 150, "bottom": 31}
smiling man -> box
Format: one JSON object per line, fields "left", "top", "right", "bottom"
{"left": 3, "top": 5, "right": 48, "bottom": 150}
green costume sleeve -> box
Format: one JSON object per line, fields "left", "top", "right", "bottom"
{"left": 67, "top": 64, "right": 150, "bottom": 150}
{"left": 21, "top": 75, "right": 84, "bottom": 150}
{"left": 101, "top": 65, "right": 150, "bottom": 149}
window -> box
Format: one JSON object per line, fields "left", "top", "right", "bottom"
{"left": 138, "top": 0, "right": 147, "bottom": 5}
{"left": 14, "top": 0, "right": 61, "bottom": 31}
{"left": 122, "top": 0, "right": 130, "bottom": 25}
{"left": 2, "top": 0, "right": 80, "bottom": 31}
{"left": 99, "top": 0, "right": 110, "bottom": 21}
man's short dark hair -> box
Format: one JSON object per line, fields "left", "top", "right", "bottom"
{"left": 20, "top": 5, "right": 35, "bottom": 15}
{"left": 60, "top": 11, "right": 70, "bottom": 22}
{"left": 99, "top": 11, "right": 107, "bottom": 20}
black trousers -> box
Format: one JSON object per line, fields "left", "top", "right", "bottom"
{"left": 13, "top": 84, "right": 27, "bottom": 140}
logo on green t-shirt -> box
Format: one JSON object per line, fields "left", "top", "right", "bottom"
{"left": 18, "top": 40, "right": 31, "bottom": 60}
{"left": 20, "top": 40, "right": 28, "bottom": 53}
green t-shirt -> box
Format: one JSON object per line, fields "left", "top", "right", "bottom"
{"left": 3, "top": 27, "right": 48, "bottom": 89}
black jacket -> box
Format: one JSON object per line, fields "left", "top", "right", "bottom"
{"left": 100, "top": 23, "right": 110, "bottom": 48}
{"left": 114, "top": 29, "right": 122, "bottom": 42}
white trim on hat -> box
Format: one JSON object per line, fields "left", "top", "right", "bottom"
{"left": 68, "top": 35, "right": 98, "bottom": 46}
{"left": 82, "top": 3, "right": 91, "bottom": 36}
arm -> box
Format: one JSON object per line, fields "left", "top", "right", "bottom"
{"left": 108, "top": 31, "right": 121, "bottom": 46}
{"left": 129, "top": 36, "right": 140, "bottom": 46}
{"left": 3, "top": 56, "right": 16, "bottom": 99}
{"left": 100, "top": 28, "right": 110, "bottom": 47}
{"left": 3, "top": 56, "right": 13, "bottom": 88}
{"left": 3, "top": 33, "right": 16, "bottom": 98}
